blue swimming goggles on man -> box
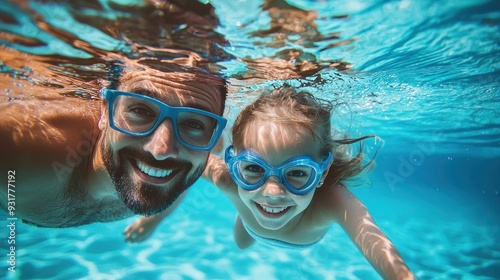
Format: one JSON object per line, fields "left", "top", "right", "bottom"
{"left": 224, "top": 145, "right": 333, "bottom": 195}
{"left": 102, "top": 89, "right": 227, "bottom": 151}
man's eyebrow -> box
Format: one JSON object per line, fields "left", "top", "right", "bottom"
{"left": 131, "top": 88, "right": 161, "bottom": 100}
{"left": 182, "top": 102, "right": 213, "bottom": 112}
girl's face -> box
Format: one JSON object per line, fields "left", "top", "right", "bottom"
{"left": 235, "top": 120, "right": 327, "bottom": 230}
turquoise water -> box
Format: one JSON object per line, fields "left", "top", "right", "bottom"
{"left": 1, "top": 0, "right": 499, "bottom": 279}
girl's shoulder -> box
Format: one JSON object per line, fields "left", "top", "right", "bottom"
{"left": 311, "top": 182, "right": 351, "bottom": 223}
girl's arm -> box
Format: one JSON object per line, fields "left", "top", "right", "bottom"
{"left": 204, "top": 154, "right": 253, "bottom": 249}
{"left": 234, "top": 215, "right": 255, "bottom": 249}
{"left": 329, "top": 185, "right": 416, "bottom": 280}
{"left": 202, "top": 153, "right": 236, "bottom": 191}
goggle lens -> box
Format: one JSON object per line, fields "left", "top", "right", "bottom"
{"left": 237, "top": 161, "right": 315, "bottom": 190}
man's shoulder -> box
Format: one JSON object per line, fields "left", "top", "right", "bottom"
{"left": 1, "top": 98, "right": 100, "bottom": 159}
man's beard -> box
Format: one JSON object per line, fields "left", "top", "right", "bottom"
{"left": 102, "top": 140, "right": 205, "bottom": 216}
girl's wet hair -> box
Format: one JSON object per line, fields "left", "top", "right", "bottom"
{"left": 232, "top": 86, "right": 377, "bottom": 187}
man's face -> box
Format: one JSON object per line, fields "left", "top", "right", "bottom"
{"left": 99, "top": 73, "right": 224, "bottom": 216}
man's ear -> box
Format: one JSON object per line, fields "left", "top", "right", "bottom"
{"left": 98, "top": 99, "right": 108, "bottom": 130}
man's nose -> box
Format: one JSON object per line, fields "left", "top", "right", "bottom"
{"left": 262, "top": 176, "right": 286, "bottom": 198}
{"left": 143, "top": 119, "right": 179, "bottom": 160}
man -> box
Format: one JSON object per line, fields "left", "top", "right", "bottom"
{"left": 0, "top": 62, "right": 227, "bottom": 227}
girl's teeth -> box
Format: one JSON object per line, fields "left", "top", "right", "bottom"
{"left": 137, "top": 162, "right": 173, "bottom": 178}
{"left": 260, "top": 204, "right": 287, "bottom": 214}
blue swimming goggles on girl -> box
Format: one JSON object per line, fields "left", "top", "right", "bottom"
{"left": 225, "top": 145, "right": 333, "bottom": 195}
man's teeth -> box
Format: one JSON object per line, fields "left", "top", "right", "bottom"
{"left": 137, "top": 162, "right": 173, "bottom": 178}
{"left": 260, "top": 204, "right": 288, "bottom": 214}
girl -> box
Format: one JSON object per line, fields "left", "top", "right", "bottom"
{"left": 124, "top": 87, "right": 415, "bottom": 279}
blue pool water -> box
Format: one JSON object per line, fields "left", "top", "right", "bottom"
{"left": 1, "top": 0, "right": 499, "bottom": 279}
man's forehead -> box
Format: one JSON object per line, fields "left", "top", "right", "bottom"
{"left": 118, "top": 72, "right": 224, "bottom": 113}
{"left": 138, "top": 87, "right": 221, "bottom": 111}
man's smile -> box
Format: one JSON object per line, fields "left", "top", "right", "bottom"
{"left": 137, "top": 161, "right": 173, "bottom": 178}
{"left": 130, "top": 158, "right": 183, "bottom": 185}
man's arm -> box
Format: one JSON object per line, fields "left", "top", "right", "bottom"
{"left": 0, "top": 101, "right": 61, "bottom": 213}
{"left": 0, "top": 99, "right": 100, "bottom": 225}
{"left": 123, "top": 191, "right": 188, "bottom": 243}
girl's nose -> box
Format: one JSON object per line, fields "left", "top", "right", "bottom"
{"left": 262, "top": 176, "right": 286, "bottom": 198}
